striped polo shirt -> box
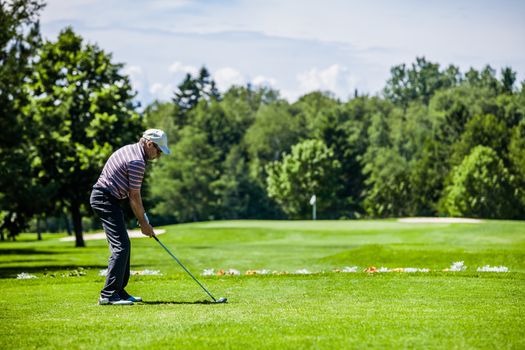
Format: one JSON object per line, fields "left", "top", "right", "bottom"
{"left": 94, "top": 142, "right": 147, "bottom": 199}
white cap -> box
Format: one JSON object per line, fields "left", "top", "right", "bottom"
{"left": 143, "top": 129, "right": 171, "bottom": 155}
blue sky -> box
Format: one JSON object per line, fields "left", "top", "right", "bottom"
{"left": 40, "top": 0, "right": 525, "bottom": 106}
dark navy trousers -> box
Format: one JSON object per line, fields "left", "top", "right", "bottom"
{"left": 90, "top": 188, "right": 130, "bottom": 299}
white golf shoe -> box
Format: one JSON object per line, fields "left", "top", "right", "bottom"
{"left": 98, "top": 295, "right": 134, "bottom": 305}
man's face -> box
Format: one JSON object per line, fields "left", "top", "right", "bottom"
{"left": 146, "top": 141, "right": 162, "bottom": 160}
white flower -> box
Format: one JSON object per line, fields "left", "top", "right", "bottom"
{"left": 378, "top": 267, "right": 390, "bottom": 272}
{"left": 16, "top": 272, "right": 37, "bottom": 279}
{"left": 256, "top": 269, "right": 270, "bottom": 275}
{"left": 294, "top": 269, "right": 312, "bottom": 275}
{"left": 227, "top": 269, "right": 240, "bottom": 276}
{"left": 342, "top": 266, "right": 358, "bottom": 273}
{"left": 449, "top": 261, "right": 467, "bottom": 271}
{"left": 477, "top": 265, "right": 509, "bottom": 272}
{"left": 202, "top": 269, "right": 215, "bottom": 276}
{"left": 99, "top": 269, "right": 108, "bottom": 276}
{"left": 135, "top": 269, "right": 162, "bottom": 276}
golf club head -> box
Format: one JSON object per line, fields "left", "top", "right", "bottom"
{"left": 215, "top": 297, "right": 228, "bottom": 304}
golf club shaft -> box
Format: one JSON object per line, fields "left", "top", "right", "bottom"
{"left": 153, "top": 236, "right": 217, "bottom": 302}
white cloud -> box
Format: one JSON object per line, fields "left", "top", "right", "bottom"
{"left": 168, "top": 61, "right": 199, "bottom": 76}
{"left": 213, "top": 67, "right": 245, "bottom": 91}
{"left": 149, "top": 83, "right": 174, "bottom": 101}
{"left": 252, "top": 75, "right": 277, "bottom": 87}
{"left": 123, "top": 65, "right": 142, "bottom": 75}
{"left": 146, "top": 0, "right": 192, "bottom": 10}
{"left": 297, "top": 64, "right": 358, "bottom": 98}
{"left": 123, "top": 65, "right": 144, "bottom": 93}
{"left": 298, "top": 64, "right": 342, "bottom": 92}
{"left": 279, "top": 88, "right": 302, "bottom": 103}
{"left": 40, "top": 0, "right": 525, "bottom": 107}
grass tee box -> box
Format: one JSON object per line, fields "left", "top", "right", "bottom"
{"left": 0, "top": 219, "right": 524, "bottom": 349}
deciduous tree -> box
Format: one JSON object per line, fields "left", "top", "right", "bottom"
{"left": 266, "top": 139, "right": 342, "bottom": 219}
{"left": 0, "top": 0, "right": 45, "bottom": 240}
{"left": 23, "top": 27, "right": 143, "bottom": 246}
{"left": 441, "top": 146, "right": 519, "bottom": 219}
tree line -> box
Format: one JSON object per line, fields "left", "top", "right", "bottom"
{"left": 1, "top": 1, "right": 524, "bottom": 247}
{"left": 145, "top": 60, "right": 524, "bottom": 224}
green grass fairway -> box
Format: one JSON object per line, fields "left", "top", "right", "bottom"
{"left": 1, "top": 220, "right": 524, "bottom": 349}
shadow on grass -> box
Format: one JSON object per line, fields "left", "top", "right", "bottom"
{"left": 0, "top": 248, "right": 59, "bottom": 255}
{"left": 142, "top": 300, "right": 225, "bottom": 305}
{"left": 3, "top": 259, "right": 57, "bottom": 264}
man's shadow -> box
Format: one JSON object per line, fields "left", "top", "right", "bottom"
{"left": 142, "top": 300, "right": 224, "bottom": 305}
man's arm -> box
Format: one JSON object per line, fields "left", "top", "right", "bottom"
{"left": 129, "top": 188, "right": 155, "bottom": 237}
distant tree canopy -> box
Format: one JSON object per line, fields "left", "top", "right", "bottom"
{"left": 172, "top": 67, "right": 220, "bottom": 130}
{"left": 1, "top": 2, "right": 524, "bottom": 243}
{"left": 145, "top": 60, "right": 524, "bottom": 223}
{"left": 384, "top": 57, "right": 462, "bottom": 108}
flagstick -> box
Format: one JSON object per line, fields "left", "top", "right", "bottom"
{"left": 309, "top": 194, "right": 317, "bottom": 220}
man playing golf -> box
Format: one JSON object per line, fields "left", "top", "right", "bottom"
{"left": 90, "top": 129, "right": 171, "bottom": 305}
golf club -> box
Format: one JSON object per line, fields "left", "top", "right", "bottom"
{"left": 152, "top": 235, "right": 227, "bottom": 304}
